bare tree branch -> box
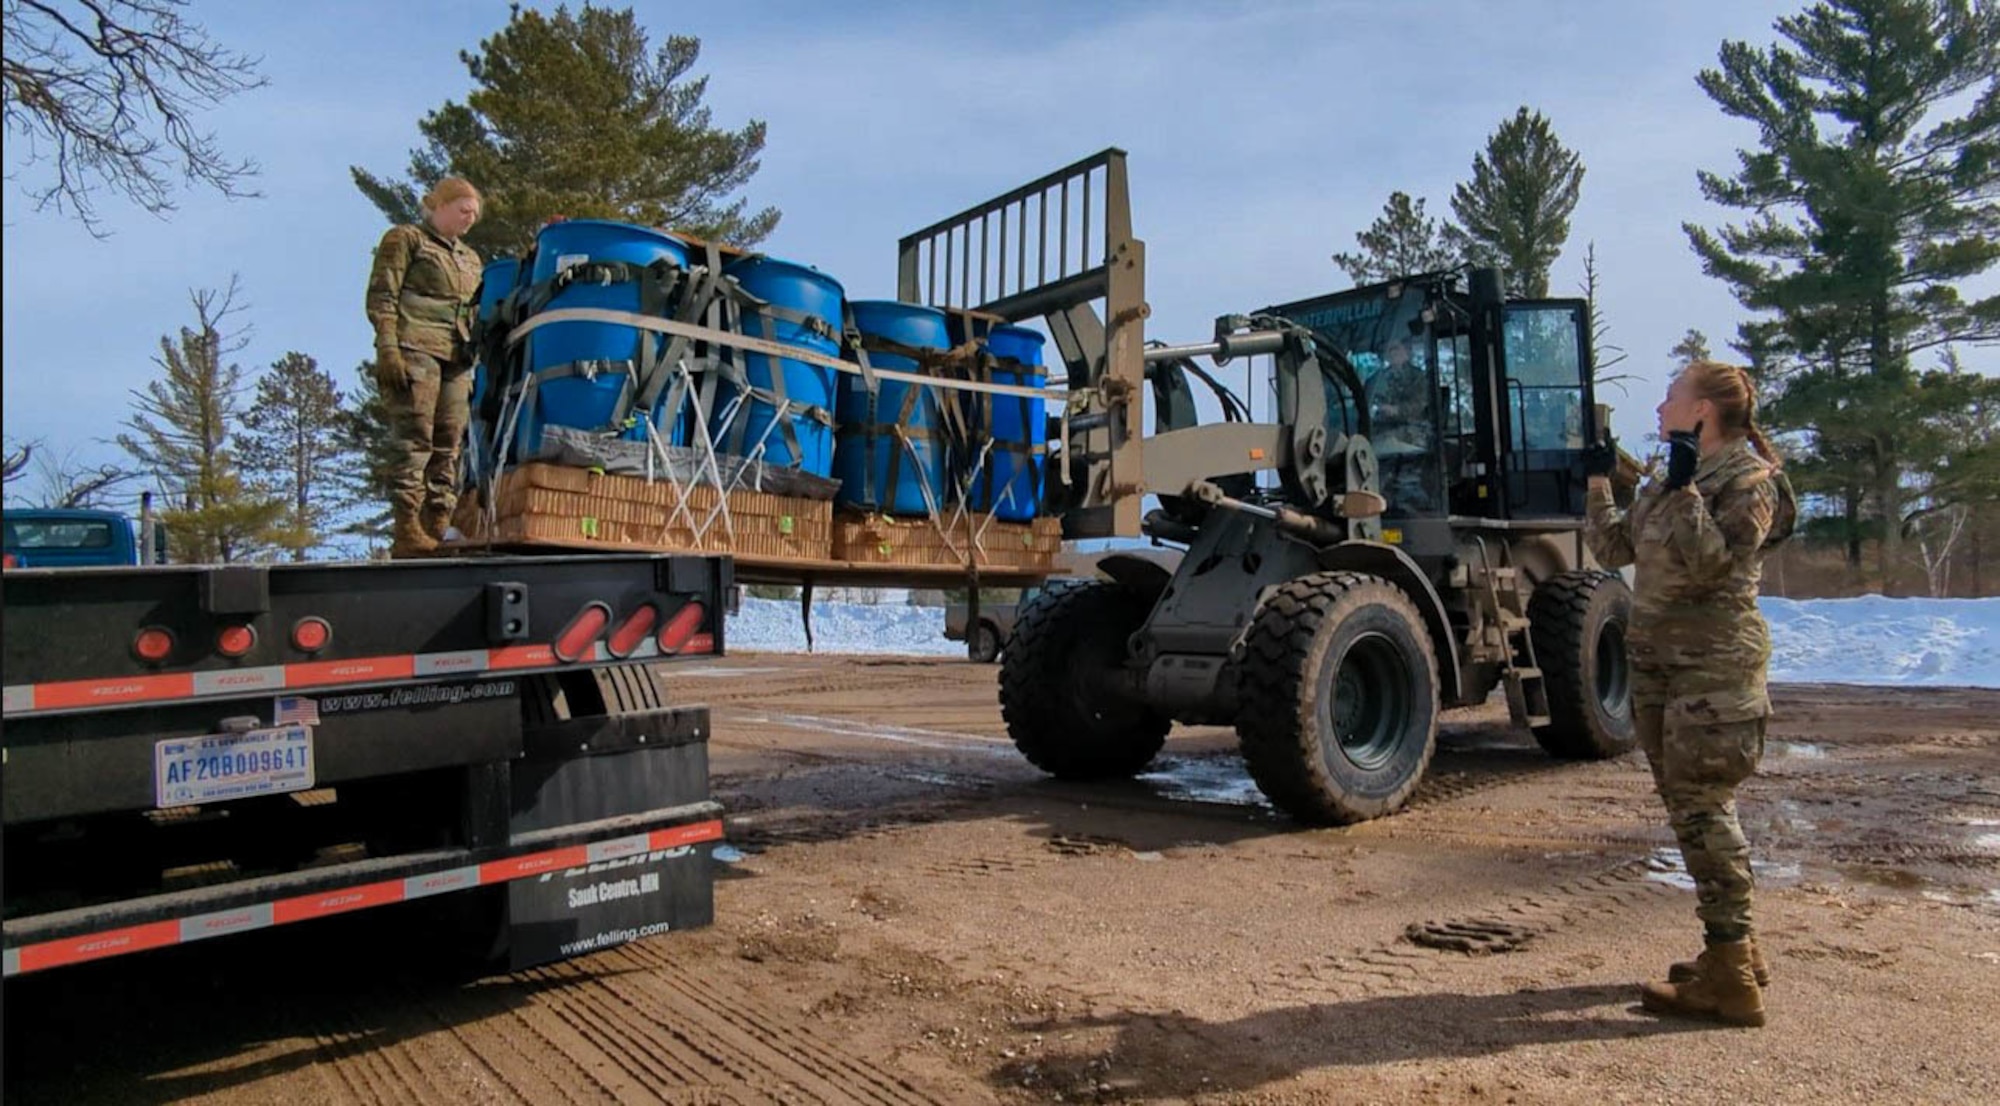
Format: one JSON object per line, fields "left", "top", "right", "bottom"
{"left": 2, "top": 438, "right": 34, "bottom": 484}
{"left": 29, "top": 443, "right": 139, "bottom": 507}
{"left": 2, "top": 0, "right": 266, "bottom": 235}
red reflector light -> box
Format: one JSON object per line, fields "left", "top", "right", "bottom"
{"left": 216, "top": 624, "right": 257, "bottom": 658}
{"left": 606, "top": 604, "right": 659, "bottom": 658}
{"left": 657, "top": 601, "right": 706, "bottom": 655}
{"left": 554, "top": 602, "right": 612, "bottom": 663}
{"left": 133, "top": 627, "right": 176, "bottom": 664}
{"left": 2, "top": 553, "right": 17, "bottom": 569}
{"left": 290, "top": 617, "right": 332, "bottom": 653}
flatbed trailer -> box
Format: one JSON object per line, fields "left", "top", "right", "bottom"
{"left": 2, "top": 553, "right": 731, "bottom": 976}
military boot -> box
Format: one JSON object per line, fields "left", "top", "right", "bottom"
{"left": 1669, "top": 936, "right": 1771, "bottom": 988}
{"left": 421, "top": 502, "right": 454, "bottom": 544}
{"left": 1641, "top": 939, "right": 1766, "bottom": 1027}
{"left": 390, "top": 512, "right": 439, "bottom": 559}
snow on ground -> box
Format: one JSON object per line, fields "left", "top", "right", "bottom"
{"left": 727, "top": 596, "right": 962, "bottom": 657}
{"left": 725, "top": 595, "right": 2000, "bottom": 688}
{"left": 1762, "top": 596, "right": 1998, "bottom": 688}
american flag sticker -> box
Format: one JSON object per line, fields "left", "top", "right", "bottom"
{"left": 274, "top": 696, "right": 321, "bottom": 726}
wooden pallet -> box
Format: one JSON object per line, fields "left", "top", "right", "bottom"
{"left": 456, "top": 462, "right": 834, "bottom": 561}
{"left": 830, "top": 510, "right": 1062, "bottom": 573}
{"left": 444, "top": 462, "right": 1067, "bottom": 586}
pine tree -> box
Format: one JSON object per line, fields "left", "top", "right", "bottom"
{"left": 1332, "top": 191, "right": 1465, "bottom": 284}
{"left": 115, "top": 280, "right": 285, "bottom": 563}
{"left": 240, "top": 352, "right": 357, "bottom": 561}
{"left": 351, "top": 4, "right": 778, "bottom": 255}
{"left": 338, "top": 358, "right": 402, "bottom": 550}
{"left": 1684, "top": 0, "right": 2000, "bottom": 592}
{"left": 1577, "top": 243, "right": 1632, "bottom": 390}
{"left": 1450, "top": 107, "right": 1587, "bottom": 298}
{"left": 1670, "top": 329, "right": 1713, "bottom": 366}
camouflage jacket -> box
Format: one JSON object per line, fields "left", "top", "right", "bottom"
{"left": 1585, "top": 438, "right": 1790, "bottom": 677}
{"left": 366, "top": 223, "right": 482, "bottom": 361}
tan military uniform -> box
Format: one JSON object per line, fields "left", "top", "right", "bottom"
{"left": 365, "top": 223, "right": 482, "bottom": 543}
{"left": 1585, "top": 438, "right": 1784, "bottom": 942}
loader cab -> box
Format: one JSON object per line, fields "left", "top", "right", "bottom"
{"left": 1270, "top": 279, "right": 1442, "bottom": 519}
{"left": 1272, "top": 268, "right": 1600, "bottom": 524}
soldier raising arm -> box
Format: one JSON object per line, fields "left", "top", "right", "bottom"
{"left": 1581, "top": 360, "right": 1795, "bottom": 1029}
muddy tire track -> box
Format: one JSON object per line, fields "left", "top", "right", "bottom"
{"left": 610, "top": 939, "right": 948, "bottom": 1105}
{"left": 291, "top": 980, "right": 496, "bottom": 1106}
{"left": 1258, "top": 857, "right": 1673, "bottom": 1005}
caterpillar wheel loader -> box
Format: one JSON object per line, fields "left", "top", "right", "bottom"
{"left": 897, "top": 150, "right": 1634, "bottom": 824}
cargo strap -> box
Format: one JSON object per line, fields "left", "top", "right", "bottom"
{"left": 713, "top": 262, "right": 838, "bottom": 469}
{"left": 495, "top": 305, "right": 1069, "bottom": 530}
{"left": 503, "top": 307, "right": 1064, "bottom": 404}
{"left": 840, "top": 331, "right": 980, "bottom": 515}
{"left": 958, "top": 350, "right": 1049, "bottom": 515}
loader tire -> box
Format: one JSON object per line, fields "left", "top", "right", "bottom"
{"left": 1235, "top": 571, "right": 1439, "bottom": 825}
{"left": 1528, "top": 570, "right": 1635, "bottom": 759}
{"left": 1000, "top": 580, "right": 1168, "bottom": 779}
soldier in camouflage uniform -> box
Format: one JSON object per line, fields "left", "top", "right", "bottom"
{"left": 365, "top": 177, "right": 484, "bottom": 556}
{"left": 1583, "top": 360, "right": 1795, "bottom": 1028}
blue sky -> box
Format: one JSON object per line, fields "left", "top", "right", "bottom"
{"left": 4, "top": 0, "right": 1983, "bottom": 505}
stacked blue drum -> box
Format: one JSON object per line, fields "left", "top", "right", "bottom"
{"left": 711, "top": 257, "right": 844, "bottom": 477}
{"left": 516, "top": 219, "right": 688, "bottom": 456}
{"left": 970, "top": 323, "right": 1048, "bottom": 521}
{"left": 471, "top": 256, "right": 522, "bottom": 415}
{"left": 836, "top": 301, "right": 951, "bottom": 515}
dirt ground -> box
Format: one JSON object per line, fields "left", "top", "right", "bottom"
{"left": 5, "top": 653, "right": 1997, "bottom": 1105}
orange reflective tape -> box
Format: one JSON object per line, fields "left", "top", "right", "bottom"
{"left": 650, "top": 819, "right": 725, "bottom": 851}
{"left": 19, "top": 920, "right": 180, "bottom": 972}
{"left": 272, "top": 879, "right": 406, "bottom": 924}
{"left": 479, "top": 844, "right": 589, "bottom": 883}
{"left": 33, "top": 673, "right": 196, "bottom": 711}
{"left": 286, "top": 655, "right": 417, "bottom": 686}
{"left": 487, "top": 644, "right": 556, "bottom": 670}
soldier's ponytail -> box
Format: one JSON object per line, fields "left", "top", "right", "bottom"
{"left": 1681, "top": 360, "right": 1779, "bottom": 468}
{"left": 1745, "top": 417, "right": 1780, "bottom": 468}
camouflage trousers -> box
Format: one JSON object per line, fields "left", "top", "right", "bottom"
{"left": 387, "top": 349, "right": 472, "bottom": 524}
{"left": 1632, "top": 664, "right": 1769, "bottom": 941}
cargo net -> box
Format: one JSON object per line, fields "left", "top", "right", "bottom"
{"left": 456, "top": 239, "right": 1070, "bottom": 574}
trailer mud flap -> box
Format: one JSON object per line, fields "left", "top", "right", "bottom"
{"left": 504, "top": 839, "right": 715, "bottom": 969}
{"left": 504, "top": 736, "right": 716, "bottom": 969}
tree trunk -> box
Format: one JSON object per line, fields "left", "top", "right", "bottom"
{"left": 1973, "top": 505, "right": 1984, "bottom": 598}
{"left": 1844, "top": 484, "right": 1862, "bottom": 568}
{"left": 1874, "top": 460, "right": 1902, "bottom": 597}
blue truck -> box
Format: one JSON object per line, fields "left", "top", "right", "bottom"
{"left": 2, "top": 507, "right": 165, "bottom": 569}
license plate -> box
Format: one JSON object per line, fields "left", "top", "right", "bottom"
{"left": 155, "top": 724, "right": 315, "bottom": 808}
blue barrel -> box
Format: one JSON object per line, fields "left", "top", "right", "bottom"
{"left": 516, "top": 220, "right": 688, "bottom": 457}
{"left": 972, "top": 324, "right": 1047, "bottom": 521}
{"left": 836, "top": 301, "right": 950, "bottom": 516}
{"left": 470, "top": 257, "right": 522, "bottom": 414}
{"left": 711, "top": 257, "right": 843, "bottom": 475}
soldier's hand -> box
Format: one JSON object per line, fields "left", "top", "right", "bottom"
{"left": 1665, "top": 422, "right": 1703, "bottom": 490}
{"left": 374, "top": 347, "right": 409, "bottom": 392}
{"left": 1582, "top": 437, "right": 1618, "bottom": 477}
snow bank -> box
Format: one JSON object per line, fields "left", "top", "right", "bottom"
{"left": 724, "top": 595, "right": 2000, "bottom": 688}
{"left": 1761, "top": 596, "right": 1998, "bottom": 688}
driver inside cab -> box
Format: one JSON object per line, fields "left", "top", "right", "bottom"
{"left": 1368, "top": 339, "right": 1437, "bottom": 513}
